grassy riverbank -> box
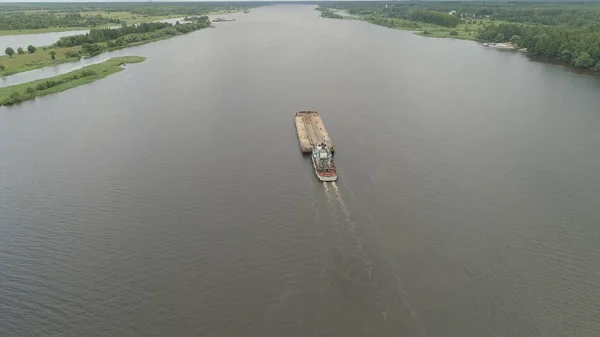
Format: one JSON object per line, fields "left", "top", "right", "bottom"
{"left": 0, "top": 2, "right": 256, "bottom": 35}
{"left": 363, "top": 15, "right": 488, "bottom": 41}
{"left": 319, "top": 1, "right": 600, "bottom": 69}
{"left": 0, "top": 56, "right": 144, "bottom": 106}
{"left": 0, "top": 13, "right": 180, "bottom": 36}
{"left": 317, "top": 6, "right": 488, "bottom": 41}
{"left": 0, "top": 18, "right": 210, "bottom": 78}
{"left": 0, "top": 46, "right": 83, "bottom": 77}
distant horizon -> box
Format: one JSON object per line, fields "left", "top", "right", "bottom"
{"left": 1, "top": 0, "right": 596, "bottom": 3}
{"left": 0, "top": 0, "right": 596, "bottom": 4}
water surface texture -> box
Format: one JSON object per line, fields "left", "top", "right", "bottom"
{"left": 1, "top": 5, "right": 599, "bottom": 337}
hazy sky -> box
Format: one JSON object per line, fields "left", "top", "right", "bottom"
{"left": 0, "top": 0, "right": 317, "bottom": 2}
{"left": 0, "top": 0, "right": 312, "bottom": 2}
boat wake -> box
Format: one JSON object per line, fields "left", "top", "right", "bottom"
{"left": 323, "top": 182, "right": 370, "bottom": 275}
{"left": 327, "top": 182, "right": 350, "bottom": 220}
{"left": 320, "top": 179, "right": 428, "bottom": 336}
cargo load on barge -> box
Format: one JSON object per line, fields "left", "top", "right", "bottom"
{"left": 294, "top": 111, "right": 337, "bottom": 182}
{"left": 294, "top": 111, "right": 334, "bottom": 154}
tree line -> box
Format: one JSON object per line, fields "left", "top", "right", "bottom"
{"left": 0, "top": 3, "right": 256, "bottom": 31}
{"left": 4, "top": 68, "right": 99, "bottom": 105}
{"left": 55, "top": 17, "right": 211, "bottom": 56}
{"left": 321, "top": 3, "right": 462, "bottom": 28}
{"left": 0, "top": 2, "right": 257, "bottom": 14}
{"left": 319, "top": 9, "right": 343, "bottom": 19}
{"left": 3, "top": 45, "right": 36, "bottom": 58}
{"left": 478, "top": 23, "right": 600, "bottom": 69}
{"left": 488, "top": 7, "right": 600, "bottom": 28}
{"left": 56, "top": 22, "right": 172, "bottom": 47}
{"left": 320, "top": 1, "right": 600, "bottom": 69}
{"left": 0, "top": 12, "right": 120, "bottom": 30}
{"left": 410, "top": 10, "right": 461, "bottom": 28}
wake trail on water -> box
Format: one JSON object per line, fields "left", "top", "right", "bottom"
{"left": 305, "top": 179, "right": 427, "bottom": 336}
{"left": 338, "top": 173, "right": 428, "bottom": 336}
{"left": 323, "top": 181, "right": 372, "bottom": 278}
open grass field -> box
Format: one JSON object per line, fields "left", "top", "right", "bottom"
{"left": 0, "top": 46, "right": 81, "bottom": 77}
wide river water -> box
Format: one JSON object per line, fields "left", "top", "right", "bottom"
{"left": 1, "top": 5, "right": 599, "bottom": 337}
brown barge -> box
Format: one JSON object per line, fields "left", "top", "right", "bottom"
{"left": 294, "top": 111, "right": 335, "bottom": 154}
{"left": 294, "top": 111, "right": 337, "bottom": 182}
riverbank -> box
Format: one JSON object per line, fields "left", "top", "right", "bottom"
{"left": 356, "top": 14, "right": 485, "bottom": 42}
{"left": 0, "top": 19, "right": 210, "bottom": 78}
{"left": 0, "top": 46, "right": 83, "bottom": 77}
{"left": 0, "top": 13, "right": 179, "bottom": 37}
{"left": 0, "top": 56, "right": 144, "bottom": 106}
{"left": 0, "top": 26, "right": 111, "bottom": 37}
{"left": 316, "top": 8, "right": 483, "bottom": 41}
{"left": 0, "top": 6, "right": 253, "bottom": 37}
{"left": 318, "top": 2, "right": 600, "bottom": 70}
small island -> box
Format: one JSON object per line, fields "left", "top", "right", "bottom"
{"left": 0, "top": 56, "right": 145, "bottom": 106}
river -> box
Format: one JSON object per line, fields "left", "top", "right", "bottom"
{"left": 1, "top": 5, "right": 599, "bottom": 337}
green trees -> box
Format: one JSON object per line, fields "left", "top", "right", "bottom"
{"left": 0, "top": 64, "right": 5, "bottom": 70}
{"left": 490, "top": 6, "right": 600, "bottom": 28}
{"left": 81, "top": 43, "right": 103, "bottom": 56}
{"left": 17, "top": 47, "right": 24, "bottom": 55}
{"left": 49, "top": 51, "right": 56, "bottom": 60}
{"left": 509, "top": 35, "right": 522, "bottom": 48}
{"left": 411, "top": 10, "right": 461, "bottom": 28}
{"left": 56, "top": 22, "right": 172, "bottom": 47}
{"left": 325, "top": 1, "right": 600, "bottom": 69}
{"left": 54, "top": 18, "right": 211, "bottom": 52}
{"left": 0, "top": 12, "right": 121, "bottom": 31}
{"left": 449, "top": 30, "right": 458, "bottom": 36}
{"left": 477, "top": 23, "right": 600, "bottom": 69}
{"left": 320, "top": 10, "right": 343, "bottom": 19}
{"left": 27, "top": 45, "right": 36, "bottom": 54}
{"left": 66, "top": 50, "right": 80, "bottom": 58}
{"left": 573, "top": 52, "right": 594, "bottom": 68}
{"left": 5, "top": 47, "right": 14, "bottom": 58}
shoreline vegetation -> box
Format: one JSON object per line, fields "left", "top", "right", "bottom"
{"left": 0, "top": 56, "right": 145, "bottom": 106}
{"left": 0, "top": 2, "right": 254, "bottom": 106}
{"left": 0, "top": 1, "right": 256, "bottom": 78}
{"left": 0, "top": 15, "right": 182, "bottom": 37}
{"left": 0, "top": 2, "right": 254, "bottom": 35}
{"left": 317, "top": 1, "right": 600, "bottom": 70}
{"left": 0, "top": 16, "right": 212, "bottom": 78}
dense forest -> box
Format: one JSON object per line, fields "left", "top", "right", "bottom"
{"left": 0, "top": 12, "right": 120, "bottom": 30}
{"left": 410, "top": 10, "right": 461, "bottom": 28}
{"left": 478, "top": 23, "right": 600, "bottom": 68}
{"left": 320, "top": 1, "right": 600, "bottom": 69}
